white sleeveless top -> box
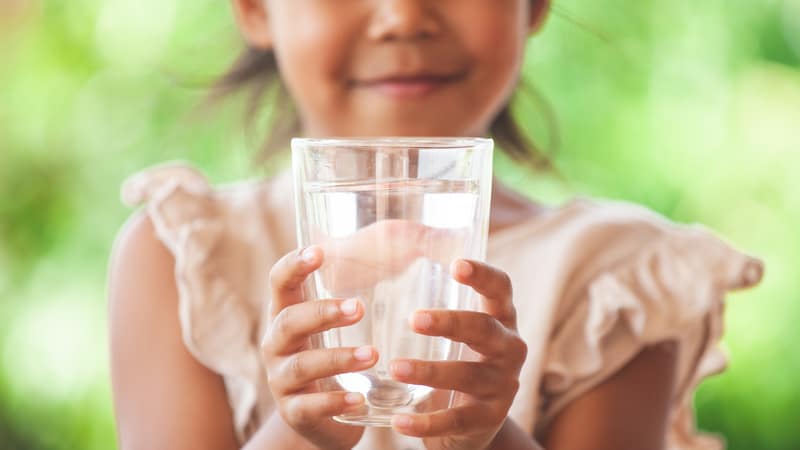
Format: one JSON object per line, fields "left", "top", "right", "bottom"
{"left": 122, "top": 162, "right": 763, "bottom": 450}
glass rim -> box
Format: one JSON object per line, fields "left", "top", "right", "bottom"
{"left": 291, "top": 137, "right": 493, "bottom": 149}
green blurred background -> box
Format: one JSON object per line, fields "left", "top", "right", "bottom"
{"left": 1, "top": 0, "right": 798, "bottom": 449}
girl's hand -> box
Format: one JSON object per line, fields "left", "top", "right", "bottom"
{"left": 262, "top": 246, "right": 377, "bottom": 450}
{"left": 389, "top": 260, "right": 528, "bottom": 450}
{"left": 316, "top": 219, "right": 468, "bottom": 292}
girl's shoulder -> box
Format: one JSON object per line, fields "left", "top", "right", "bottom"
{"left": 120, "top": 160, "right": 297, "bottom": 263}
{"left": 121, "top": 161, "right": 293, "bottom": 244}
{"left": 491, "top": 195, "right": 762, "bottom": 290}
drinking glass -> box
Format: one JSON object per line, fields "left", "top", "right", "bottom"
{"left": 291, "top": 137, "right": 493, "bottom": 426}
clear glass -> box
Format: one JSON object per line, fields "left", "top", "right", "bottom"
{"left": 291, "top": 137, "right": 494, "bottom": 426}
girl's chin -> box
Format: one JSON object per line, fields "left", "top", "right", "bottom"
{"left": 332, "top": 113, "right": 483, "bottom": 138}
{"left": 327, "top": 128, "right": 479, "bottom": 138}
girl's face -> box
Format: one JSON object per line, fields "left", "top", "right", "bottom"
{"left": 234, "top": 0, "right": 548, "bottom": 137}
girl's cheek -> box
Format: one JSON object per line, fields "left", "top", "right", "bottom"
{"left": 270, "top": 4, "right": 365, "bottom": 101}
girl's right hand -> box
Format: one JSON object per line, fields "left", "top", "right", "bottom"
{"left": 263, "top": 245, "right": 378, "bottom": 450}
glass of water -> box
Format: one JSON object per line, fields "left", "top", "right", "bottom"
{"left": 291, "top": 137, "right": 493, "bottom": 427}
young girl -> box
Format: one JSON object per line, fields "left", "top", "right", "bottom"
{"left": 109, "top": 1, "right": 764, "bottom": 449}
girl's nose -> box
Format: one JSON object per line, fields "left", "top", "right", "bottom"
{"left": 367, "top": 0, "right": 442, "bottom": 42}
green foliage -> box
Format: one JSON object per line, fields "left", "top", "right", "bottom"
{"left": 1, "top": 0, "right": 798, "bottom": 449}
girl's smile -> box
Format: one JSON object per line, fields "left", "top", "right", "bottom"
{"left": 346, "top": 41, "right": 471, "bottom": 100}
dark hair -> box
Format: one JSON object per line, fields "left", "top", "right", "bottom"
{"left": 211, "top": 47, "right": 557, "bottom": 170}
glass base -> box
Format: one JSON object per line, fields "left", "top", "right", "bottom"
{"left": 331, "top": 385, "right": 455, "bottom": 427}
{"left": 333, "top": 405, "right": 403, "bottom": 427}
{"left": 329, "top": 376, "right": 434, "bottom": 427}
{"left": 332, "top": 384, "right": 420, "bottom": 427}
{"left": 333, "top": 414, "right": 393, "bottom": 427}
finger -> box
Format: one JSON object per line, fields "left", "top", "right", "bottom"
{"left": 282, "top": 391, "right": 365, "bottom": 429}
{"left": 410, "top": 310, "right": 526, "bottom": 362}
{"left": 268, "top": 298, "right": 364, "bottom": 355}
{"left": 451, "top": 259, "right": 517, "bottom": 329}
{"left": 321, "top": 220, "right": 458, "bottom": 291}
{"left": 392, "top": 403, "right": 504, "bottom": 437}
{"left": 389, "top": 359, "right": 512, "bottom": 399}
{"left": 317, "top": 220, "right": 471, "bottom": 293}
{"left": 272, "top": 346, "right": 378, "bottom": 395}
{"left": 269, "top": 246, "right": 323, "bottom": 318}
{"left": 326, "top": 220, "right": 426, "bottom": 270}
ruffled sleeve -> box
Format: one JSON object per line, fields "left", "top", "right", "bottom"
{"left": 538, "top": 210, "right": 763, "bottom": 450}
{"left": 122, "top": 162, "right": 272, "bottom": 442}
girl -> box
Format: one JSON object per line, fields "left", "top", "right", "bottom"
{"left": 109, "top": 1, "right": 763, "bottom": 449}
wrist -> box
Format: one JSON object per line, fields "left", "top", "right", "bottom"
{"left": 248, "top": 411, "right": 320, "bottom": 450}
{"left": 485, "top": 417, "right": 543, "bottom": 450}
{"left": 267, "top": 411, "right": 352, "bottom": 450}
{"left": 484, "top": 418, "right": 509, "bottom": 450}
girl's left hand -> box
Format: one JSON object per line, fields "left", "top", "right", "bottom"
{"left": 389, "top": 259, "right": 528, "bottom": 450}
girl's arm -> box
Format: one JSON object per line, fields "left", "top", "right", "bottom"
{"left": 542, "top": 341, "right": 679, "bottom": 450}
{"left": 108, "top": 215, "right": 313, "bottom": 450}
{"left": 485, "top": 342, "right": 676, "bottom": 450}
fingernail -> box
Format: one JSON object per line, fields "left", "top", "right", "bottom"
{"left": 414, "top": 312, "right": 433, "bottom": 330}
{"left": 345, "top": 392, "right": 364, "bottom": 405}
{"left": 454, "top": 259, "right": 473, "bottom": 278}
{"left": 354, "top": 346, "right": 374, "bottom": 361}
{"left": 391, "top": 361, "right": 413, "bottom": 378}
{"left": 341, "top": 298, "right": 359, "bottom": 316}
{"left": 301, "top": 246, "right": 318, "bottom": 264}
{"left": 393, "top": 415, "right": 413, "bottom": 429}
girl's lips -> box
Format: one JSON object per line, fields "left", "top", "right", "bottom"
{"left": 354, "top": 74, "right": 465, "bottom": 99}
